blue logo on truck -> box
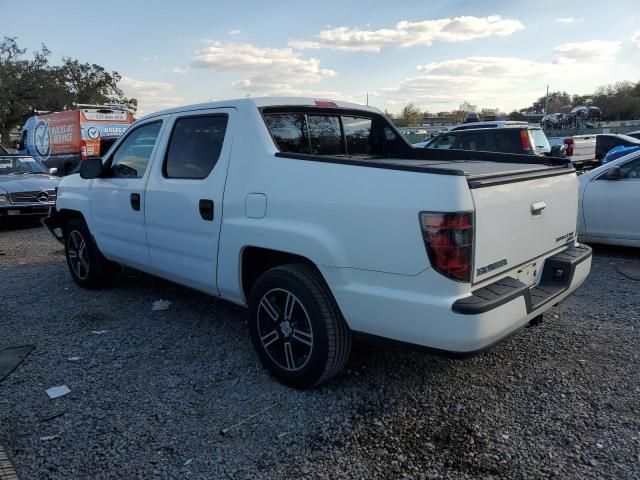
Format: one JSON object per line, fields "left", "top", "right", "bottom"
{"left": 33, "top": 120, "right": 51, "bottom": 160}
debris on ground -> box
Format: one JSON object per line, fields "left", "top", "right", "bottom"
{"left": 90, "top": 330, "right": 108, "bottom": 335}
{"left": 151, "top": 299, "right": 172, "bottom": 311}
{"left": 45, "top": 385, "right": 70, "bottom": 399}
{"left": 0, "top": 345, "right": 35, "bottom": 382}
{"left": 39, "top": 433, "right": 61, "bottom": 441}
{"left": 220, "top": 404, "right": 279, "bottom": 436}
{"left": 183, "top": 459, "right": 193, "bottom": 466}
{"left": 67, "top": 356, "right": 81, "bottom": 362}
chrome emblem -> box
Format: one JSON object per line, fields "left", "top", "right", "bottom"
{"left": 36, "top": 191, "right": 50, "bottom": 202}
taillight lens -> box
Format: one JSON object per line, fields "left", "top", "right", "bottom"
{"left": 564, "top": 138, "right": 574, "bottom": 156}
{"left": 420, "top": 212, "right": 473, "bottom": 282}
{"left": 80, "top": 140, "right": 88, "bottom": 160}
{"left": 520, "top": 130, "right": 532, "bottom": 151}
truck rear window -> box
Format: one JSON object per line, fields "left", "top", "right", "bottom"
{"left": 264, "top": 112, "right": 375, "bottom": 156}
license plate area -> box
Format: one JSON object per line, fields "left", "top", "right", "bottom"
{"left": 512, "top": 261, "right": 540, "bottom": 287}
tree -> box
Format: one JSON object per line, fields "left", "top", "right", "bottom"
{"left": 0, "top": 37, "right": 137, "bottom": 146}
{"left": 458, "top": 101, "right": 477, "bottom": 114}
{"left": 57, "top": 58, "right": 136, "bottom": 111}
{"left": 508, "top": 111, "right": 526, "bottom": 121}
{"left": 0, "top": 37, "right": 62, "bottom": 145}
{"left": 398, "top": 103, "right": 422, "bottom": 126}
{"left": 529, "top": 91, "right": 572, "bottom": 114}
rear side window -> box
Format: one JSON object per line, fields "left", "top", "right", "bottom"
{"left": 164, "top": 115, "right": 228, "bottom": 179}
{"left": 343, "top": 117, "right": 372, "bottom": 155}
{"left": 308, "top": 115, "right": 342, "bottom": 155}
{"left": 492, "top": 132, "right": 521, "bottom": 153}
{"left": 264, "top": 114, "right": 309, "bottom": 154}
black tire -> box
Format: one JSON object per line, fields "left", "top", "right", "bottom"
{"left": 63, "top": 217, "right": 112, "bottom": 289}
{"left": 248, "top": 264, "right": 351, "bottom": 388}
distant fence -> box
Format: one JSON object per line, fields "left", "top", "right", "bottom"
{"left": 545, "top": 125, "right": 640, "bottom": 137}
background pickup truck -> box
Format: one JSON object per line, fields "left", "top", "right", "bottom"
{"left": 43, "top": 98, "right": 592, "bottom": 388}
{"left": 548, "top": 134, "right": 597, "bottom": 169}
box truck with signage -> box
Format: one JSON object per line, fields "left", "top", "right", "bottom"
{"left": 17, "top": 105, "right": 133, "bottom": 175}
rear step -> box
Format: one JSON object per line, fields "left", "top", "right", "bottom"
{"left": 452, "top": 244, "right": 592, "bottom": 315}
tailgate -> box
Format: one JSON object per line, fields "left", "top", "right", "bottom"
{"left": 470, "top": 171, "right": 578, "bottom": 283}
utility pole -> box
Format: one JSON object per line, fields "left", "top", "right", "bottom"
{"left": 544, "top": 84, "right": 549, "bottom": 115}
{"left": 366, "top": 92, "right": 369, "bottom": 106}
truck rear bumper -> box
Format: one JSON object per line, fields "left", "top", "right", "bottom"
{"left": 325, "top": 244, "right": 592, "bottom": 355}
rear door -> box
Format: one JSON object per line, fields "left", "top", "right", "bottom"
{"left": 470, "top": 171, "right": 579, "bottom": 283}
{"left": 582, "top": 157, "right": 640, "bottom": 240}
{"left": 144, "top": 108, "right": 235, "bottom": 294}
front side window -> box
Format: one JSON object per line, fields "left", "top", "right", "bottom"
{"left": 308, "top": 115, "right": 342, "bottom": 155}
{"left": 429, "top": 134, "right": 455, "bottom": 149}
{"left": 110, "top": 122, "right": 162, "bottom": 178}
{"left": 164, "top": 115, "right": 228, "bottom": 179}
{"left": 621, "top": 157, "right": 640, "bottom": 179}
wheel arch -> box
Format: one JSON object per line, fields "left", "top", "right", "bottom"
{"left": 240, "top": 246, "right": 328, "bottom": 304}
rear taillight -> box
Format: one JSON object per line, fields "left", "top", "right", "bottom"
{"left": 80, "top": 140, "right": 88, "bottom": 160}
{"left": 420, "top": 212, "right": 473, "bottom": 282}
{"left": 564, "top": 138, "right": 574, "bottom": 156}
{"left": 520, "top": 130, "right": 532, "bottom": 151}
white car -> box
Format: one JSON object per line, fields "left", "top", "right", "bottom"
{"left": 43, "top": 97, "right": 592, "bottom": 387}
{"left": 578, "top": 150, "right": 640, "bottom": 247}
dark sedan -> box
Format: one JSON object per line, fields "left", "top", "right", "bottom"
{"left": 0, "top": 156, "right": 60, "bottom": 217}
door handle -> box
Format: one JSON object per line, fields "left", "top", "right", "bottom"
{"left": 531, "top": 201, "right": 546, "bottom": 216}
{"left": 199, "top": 199, "right": 214, "bottom": 221}
{"left": 130, "top": 193, "right": 141, "bottom": 211}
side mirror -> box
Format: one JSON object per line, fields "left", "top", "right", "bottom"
{"left": 549, "top": 144, "right": 567, "bottom": 158}
{"left": 80, "top": 157, "right": 105, "bottom": 179}
{"left": 603, "top": 166, "right": 622, "bottom": 181}
{"left": 48, "top": 167, "right": 58, "bottom": 175}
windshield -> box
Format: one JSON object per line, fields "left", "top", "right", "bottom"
{"left": 0, "top": 156, "right": 49, "bottom": 175}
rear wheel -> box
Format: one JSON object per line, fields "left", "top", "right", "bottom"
{"left": 248, "top": 264, "right": 351, "bottom": 388}
{"left": 63, "top": 218, "right": 112, "bottom": 289}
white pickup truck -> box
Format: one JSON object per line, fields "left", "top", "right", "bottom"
{"left": 43, "top": 98, "right": 592, "bottom": 387}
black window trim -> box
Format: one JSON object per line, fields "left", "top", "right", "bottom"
{"left": 105, "top": 119, "right": 163, "bottom": 178}
{"left": 161, "top": 112, "right": 229, "bottom": 180}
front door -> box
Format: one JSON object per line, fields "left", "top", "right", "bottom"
{"left": 144, "top": 108, "right": 235, "bottom": 294}
{"left": 583, "top": 157, "right": 640, "bottom": 241}
{"left": 89, "top": 118, "right": 167, "bottom": 270}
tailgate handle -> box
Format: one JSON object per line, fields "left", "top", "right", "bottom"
{"left": 531, "top": 201, "right": 546, "bottom": 216}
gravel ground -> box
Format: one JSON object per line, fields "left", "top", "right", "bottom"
{"left": 1, "top": 220, "right": 639, "bottom": 480}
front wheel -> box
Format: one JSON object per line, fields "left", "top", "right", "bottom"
{"left": 63, "top": 218, "right": 112, "bottom": 289}
{"left": 248, "top": 264, "right": 351, "bottom": 388}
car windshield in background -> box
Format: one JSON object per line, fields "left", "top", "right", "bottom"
{"left": 0, "top": 156, "right": 49, "bottom": 174}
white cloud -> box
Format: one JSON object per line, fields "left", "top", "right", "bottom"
{"left": 555, "top": 17, "right": 582, "bottom": 23}
{"left": 119, "top": 76, "right": 184, "bottom": 116}
{"left": 417, "top": 56, "right": 553, "bottom": 77}
{"left": 228, "top": 29, "right": 241, "bottom": 35}
{"left": 142, "top": 55, "right": 159, "bottom": 62}
{"left": 554, "top": 40, "right": 621, "bottom": 62}
{"left": 288, "top": 15, "right": 524, "bottom": 52}
{"left": 191, "top": 41, "right": 336, "bottom": 95}
{"left": 632, "top": 31, "right": 640, "bottom": 47}
{"left": 171, "top": 66, "right": 188, "bottom": 74}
